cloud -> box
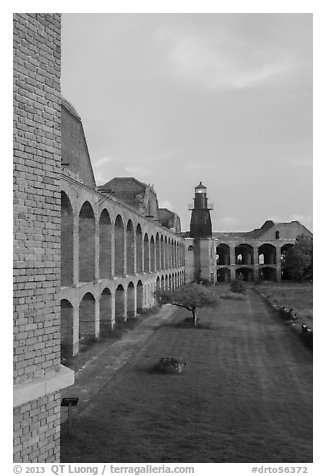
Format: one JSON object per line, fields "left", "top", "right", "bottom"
{"left": 186, "top": 163, "right": 240, "bottom": 171}
{"left": 289, "top": 158, "right": 312, "bottom": 167}
{"left": 125, "top": 166, "right": 150, "bottom": 178}
{"left": 218, "top": 216, "right": 240, "bottom": 228}
{"left": 160, "top": 199, "right": 174, "bottom": 210}
{"left": 155, "top": 28, "right": 294, "bottom": 91}
{"left": 92, "top": 156, "right": 116, "bottom": 169}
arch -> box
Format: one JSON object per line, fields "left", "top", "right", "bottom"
{"left": 150, "top": 235, "right": 155, "bottom": 272}
{"left": 79, "top": 292, "right": 96, "bottom": 349}
{"left": 144, "top": 233, "right": 150, "bottom": 273}
{"left": 258, "top": 243, "right": 276, "bottom": 265}
{"left": 79, "top": 201, "right": 95, "bottom": 282}
{"left": 160, "top": 235, "right": 164, "bottom": 270}
{"left": 168, "top": 238, "right": 171, "bottom": 269}
{"left": 60, "top": 299, "right": 73, "bottom": 360}
{"left": 136, "top": 280, "right": 143, "bottom": 313}
{"left": 260, "top": 267, "right": 277, "bottom": 282}
{"left": 115, "top": 284, "right": 125, "bottom": 322}
{"left": 216, "top": 268, "right": 231, "bottom": 282}
{"left": 236, "top": 267, "right": 254, "bottom": 282}
{"left": 164, "top": 236, "right": 168, "bottom": 269}
{"left": 235, "top": 243, "right": 254, "bottom": 265}
{"left": 168, "top": 274, "right": 172, "bottom": 290}
{"left": 126, "top": 220, "right": 135, "bottom": 275}
{"left": 114, "top": 215, "right": 125, "bottom": 277}
{"left": 216, "top": 244, "right": 230, "bottom": 266}
{"left": 127, "top": 282, "right": 136, "bottom": 318}
{"left": 136, "top": 224, "right": 143, "bottom": 274}
{"left": 100, "top": 288, "right": 112, "bottom": 337}
{"left": 61, "top": 192, "right": 74, "bottom": 286}
{"left": 161, "top": 275, "right": 165, "bottom": 290}
{"left": 281, "top": 243, "right": 294, "bottom": 280}
{"left": 99, "top": 209, "right": 112, "bottom": 279}
{"left": 156, "top": 233, "right": 160, "bottom": 271}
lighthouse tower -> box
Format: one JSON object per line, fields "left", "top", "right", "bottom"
{"left": 189, "top": 182, "right": 213, "bottom": 238}
{"left": 186, "top": 182, "right": 215, "bottom": 284}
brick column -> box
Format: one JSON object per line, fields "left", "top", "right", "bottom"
{"left": 94, "top": 217, "right": 100, "bottom": 281}
{"left": 230, "top": 243, "right": 236, "bottom": 280}
{"left": 73, "top": 213, "right": 79, "bottom": 285}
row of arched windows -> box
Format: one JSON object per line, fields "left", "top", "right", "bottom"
{"left": 214, "top": 243, "right": 292, "bottom": 266}
{"left": 61, "top": 191, "right": 185, "bottom": 286}
{"left": 61, "top": 269, "right": 186, "bottom": 359}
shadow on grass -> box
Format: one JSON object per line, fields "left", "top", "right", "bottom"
{"left": 160, "top": 317, "right": 212, "bottom": 330}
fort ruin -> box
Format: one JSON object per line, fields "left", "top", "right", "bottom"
{"left": 13, "top": 13, "right": 312, "bottom": 462}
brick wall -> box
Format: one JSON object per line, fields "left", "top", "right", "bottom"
{"left": 13, "top": 13, "right": 69, "bottom": 462}
{"left": 13, "top": 392, "right": 61, "bottom": 462}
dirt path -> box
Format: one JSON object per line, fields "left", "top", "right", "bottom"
{"left": 61, "top": 289, "right": 312, "bottom": 463}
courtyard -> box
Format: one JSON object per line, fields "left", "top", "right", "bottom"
{"left": 61, "top": 286, "right": 312, "bottom": 463}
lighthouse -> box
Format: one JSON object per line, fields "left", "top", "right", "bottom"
{"left": 189, "top": 182, "right": 213, "bottom": 238}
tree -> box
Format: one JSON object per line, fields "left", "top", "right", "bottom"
{"left": 154, "top": 283, "right": 219, "bottom": 327}
{"left": 283, "top": 234, "right": 313, "bottom": 282}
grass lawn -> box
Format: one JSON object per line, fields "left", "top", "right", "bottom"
{"left": 61, "top": 288, "right": 312, "bottom": 463}
{"left": 254, "top": 282, "right": 313, "bottom": 328}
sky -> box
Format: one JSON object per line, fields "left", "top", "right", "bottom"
{"left": 61, "top": 13, "right": 312, "bottom": 232}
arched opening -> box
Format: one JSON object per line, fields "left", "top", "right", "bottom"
{"left": 216, "top": 244, "right": 230, "bottom": 265}
{"left": 258, "top": 244, "right": 276, "bottom": 265}
{"left": 127, "top": 282, "right": 136, "bottom": 318}
{"left": 115, "top": 285, "right": 125, "bottom": 322}
{"left": 235, "top": 244, "right": 254, "bottom": 265}
{"left": 79, "top": 202, "right": 95, "bottom": 282}
{"left": 156, "top": 233, "right": 160, "bottom": 271}
{"left": 61, "top": 192, "right": 74, "bottom": 286}
{"left": 281, "top": 243, "right": 294, "bottom": 280}
{"left": 126, "top": 220, "right": 135, "bottom": 275}
{"left": 99, "top": 209, "right": 112, "bottom": 279}
{"left": 79, "top": 293, "right": 96, "bottom": 350}
{"left": 160, "top": 235, "right": 164, "bottom": 270}
{"left": 114, "top": 215, "right": 125, "bottom": 276}
{"left": 161, "top": 275, "right": 165, "bottom": 290}
{"left": 100, "top": 288, "right": 112, "bottom": 337}
{"left": 136, "top": 224, "right": 143, "bottom": 274}
{"left": 155, "top": 276, "right": 160, "bottom": 301}
{"left": 168, "top": 238, "right": 171, "bottom": 268}
{"left": 136, "top": 281, "right": 143, "bottom": 313}
{"left": 164, "top": 236, "right": 168, "bottom": 269}
{"left": 217, "top": 268, "right": 231, "bottom": 282}
{"left": 169, "top": 274, "right": 172, "bottom": 290}
{"left": 260, "top": 267, "right": 277, "bottom": 281}
{"left": 150, "top": 236, "right": 155, "bottom": 272}
{"left": 61, "top": 299, "right": 73, "bottom": 361}
{"left": 236, "top": 267, "right": 254, "bottom": 281}
{"left": 144, "top": 234, "right": 150, "bottom": 272}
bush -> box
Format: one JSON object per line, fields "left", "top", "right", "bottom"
{"left": 220, "top": 292, "right": 246, "bottom": 300}
{"left": 230, "top": 278, "right": 246, "bottom": 294}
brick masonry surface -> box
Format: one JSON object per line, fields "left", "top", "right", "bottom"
{"left": 13, "top": 13, "right": 62, "bottom": 462}
{"left": 13, "top": 392, "right": 61, "bottom": 462}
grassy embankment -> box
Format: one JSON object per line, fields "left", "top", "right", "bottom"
{"left": 254, "top": 282, "right": 313, "bottom": 329}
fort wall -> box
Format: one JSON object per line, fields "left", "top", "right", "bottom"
{"left": 13, "top": 13, "right": 74, "bottom": 462}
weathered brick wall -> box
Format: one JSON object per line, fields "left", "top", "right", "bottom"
{"left": 13, "top": 13, "right": 62, "bottom": 462}
{"left": 13, "top": 392, "right": 61, "bottom": 462}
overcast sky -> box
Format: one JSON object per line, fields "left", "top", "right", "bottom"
{"left": 61, "top": 13, "right": 312, "bottom": 232}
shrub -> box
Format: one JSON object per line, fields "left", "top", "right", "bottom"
{"left": 230, "top": 278, "right": 246, "bottom": 294}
